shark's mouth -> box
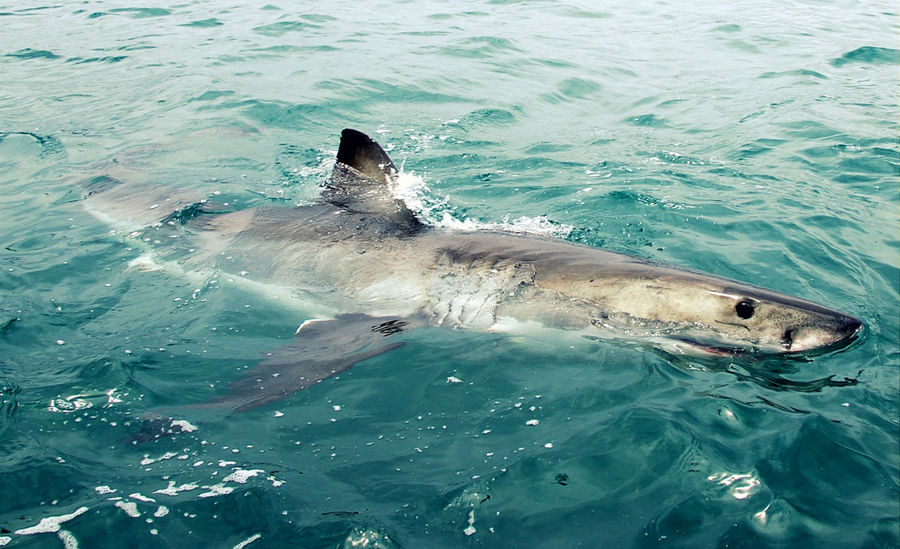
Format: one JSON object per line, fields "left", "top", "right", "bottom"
{"left": 590, "top": 317, "right": 757, "bottom": 357}
{"left": 668, "top": 337, "right": 751, "bottom": 357}
{"left": 668, "top": 323, "right": 864, "bottom": 358}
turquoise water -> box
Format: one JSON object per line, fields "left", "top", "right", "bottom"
{"left": 1, "top": 0, "right": 898, "bottom": 547}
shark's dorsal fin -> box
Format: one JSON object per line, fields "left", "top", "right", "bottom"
{"left": 335, "top": 128, "right": 398, "bottom": 183}
{"left": 325, "top": 128, "right": 423, "bottom": 235}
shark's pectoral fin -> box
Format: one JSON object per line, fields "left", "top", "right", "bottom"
{"left": 202, "top": 313, "right": 426, "bottom": 413}
{"left": 216, "top": 341, "right": 406, "bottom": 414}
{"left": 323, "top": 128, "right": 424, "bottom": 235}
{"left": 125, "top": 331, "right": 408, "bottom": 443}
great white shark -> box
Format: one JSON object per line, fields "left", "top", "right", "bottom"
{"left": 84, "top": 129, "right": 863, "bottom": 413}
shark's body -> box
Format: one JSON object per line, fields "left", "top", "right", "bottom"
{"left": 85, "top": 129, "right": 863, "bottom": 413}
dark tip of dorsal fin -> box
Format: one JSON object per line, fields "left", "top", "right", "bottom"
{"left": 336, "top": 128, "right": 397, "bottom": 183}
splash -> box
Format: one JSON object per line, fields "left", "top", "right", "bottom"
{"left": 48, "top": 389, "right": 122, "bottom": 413}
{"left": 389, "top": 170, "right": 450, "bottom": 223}
{"left": 390, "top": 170, "right": 573, "bottom": 238}
{"left": 436, "top": 212, "right": 572, "bottom": 237}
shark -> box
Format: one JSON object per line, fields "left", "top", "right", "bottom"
{"left": 84, "top": 129, "right": 863, "bottom": 414}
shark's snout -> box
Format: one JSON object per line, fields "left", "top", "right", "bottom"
{"left": 783, "top": 313, "right": 863, "bottom": 353}
{"left": 832, "top": 314, "right": 864, "bottom": 347}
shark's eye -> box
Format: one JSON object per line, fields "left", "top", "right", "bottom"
{"left": 735, "top": 299, "right": 756, "bottom": 319}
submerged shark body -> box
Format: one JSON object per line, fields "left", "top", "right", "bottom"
{"left": 85, "top": 129, "right": 863, "bottom": 413}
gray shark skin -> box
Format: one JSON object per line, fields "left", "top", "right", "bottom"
{"left": 85, "top": 129, "right": 863, "bottom": 414}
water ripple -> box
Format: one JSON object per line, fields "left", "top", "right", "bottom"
{"left": 830, "top": 46, "right": 899, "bottom": 67}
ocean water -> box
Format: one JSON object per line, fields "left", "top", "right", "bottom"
{"left": 1, "top": 0, "right": 898, "bottom": 547}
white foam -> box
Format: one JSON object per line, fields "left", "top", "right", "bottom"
{"left": 141, "top": 452, "right": 178, "bottom": 466}
{"left": 391, "top": 171, "right": 441, "bottom": 218}
{"left": 233, "top": 534, "right": 262, "bottom": 549}
{"left": 58, "top": 530, "right": 79, "bottom": 549}
{"left": 223, "top": 469, "right": 264, "bottom": 484}
{"left": 343, "top": 528, "right": 384, "bottom": 547}
{"left": 390, "top": 169, "right": 572, "bottom": 238}
{"left": 463, "top": 509, "right": 476, "bottom": 536}
{"left": 436, "top": 212, "right": 573, "bottom": 237}
{"left": 170, "top": 419, "right": 198, "bottom": 433}
{"left": 198, "top": 484, "right": 233, "bottom": 498}
{"left": 16, "top": 507, "right": 89, "bottom": 535}
{"left": 115, "top": 501, "right": 140, "bottom": 518}
{"left": 105, "top": 389, "right": 122, "bottom": 405}
{"left": 154, "top": 481, "right": 199, "bottom": 496}
{"left": 47, "top": 397, "right": 90, "bottom": 413}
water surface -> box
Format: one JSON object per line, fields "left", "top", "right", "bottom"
{"left": 1, "top": 1, "right": 898, "bottom": 547}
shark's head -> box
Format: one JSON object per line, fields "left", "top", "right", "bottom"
{"left": 544, "top": 264, "right": 864, "bottom": 357}
{"left": 654, "top": 284, "right": 864, "bottom": 356}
